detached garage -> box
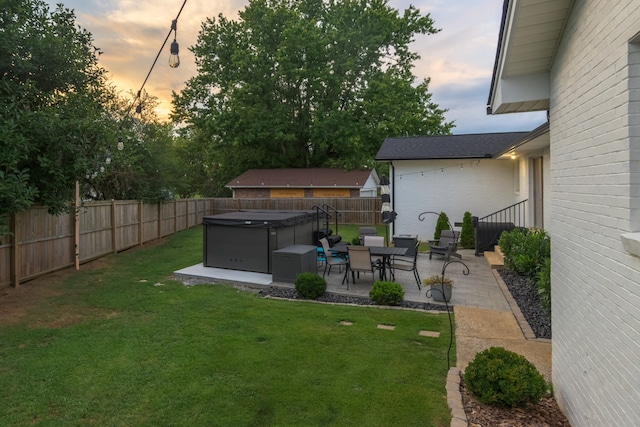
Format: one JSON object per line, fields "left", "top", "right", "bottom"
{"left": 226, "top": 168, "right": 380, "bottom": 198}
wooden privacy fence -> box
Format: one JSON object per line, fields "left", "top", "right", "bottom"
{"left": 210, "top": 197, "right": 382, "bottom": 225}
{"left": 0, "top": 197, "right": 380, "bottom": 288}
{"left": 0, "top": 199, "right": 213, "bottom": 288}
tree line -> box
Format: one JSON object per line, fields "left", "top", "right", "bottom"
{"left": 1, "top": 0, "right": 454, "bottom": 232}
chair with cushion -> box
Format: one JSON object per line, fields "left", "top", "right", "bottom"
{"left": 358, "top": 227, "right": 378, "bottom": 245}
{"left": 343, "top": 245, "right": 379, "bottom": 289}
{"left": 363, "top": 235, "right": 385, "bottom": 247}
{"left": 364, "top": 235, "right": 386, "bottom": 273}
{"left": 319, "top": 238, "right": 347, "bottom": 278}
{"left": 428, "top": 230, "right": 461, "bottom": 261}
{"left": 389, "top": 240, "right": 422, "bottom": 289}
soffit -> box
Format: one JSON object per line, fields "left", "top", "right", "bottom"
{"left": 501, "top": 0, "right": 574, "bottom": 78}
{"left": 489, "top": 0, "right": 574, "bottom": 114}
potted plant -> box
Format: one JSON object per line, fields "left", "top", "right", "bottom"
{"left": 423, "top": 275, "right": 453, "bottom": 302}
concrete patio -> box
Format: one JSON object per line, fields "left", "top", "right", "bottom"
{"left": 174, "top": 248, "right": 511, "bottom": 313}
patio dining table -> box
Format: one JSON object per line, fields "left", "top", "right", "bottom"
{"left": 331, "top": 243, "right": 407, "bottom": 280}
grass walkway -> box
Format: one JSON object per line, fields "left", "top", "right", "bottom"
{"left": 0, "top": 227, "right": 454, "bottom": 426}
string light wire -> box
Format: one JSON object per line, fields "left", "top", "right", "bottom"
{"left": 117, "top": 0, "right": 189, "bottom": 142}
{"left": 392, "top": 159, "right": 484, "bottom": 180}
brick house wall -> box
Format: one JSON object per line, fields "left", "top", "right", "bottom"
{"left": 549, "top": 1, "right": 640, "bottom": 425}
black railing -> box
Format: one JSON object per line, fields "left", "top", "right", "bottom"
{"left": 473, "top": 199, "right": 528, "bottom": 255}
{"left": 322, "top": 203, "right": 341, "bottom": 237}
{"left": 312, "top": 205, "right": 331, "bottom": 233}
{"left": 312, "top": 205, "right": 342, "bottom": 246}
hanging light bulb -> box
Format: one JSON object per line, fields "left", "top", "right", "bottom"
{"left": 169, "top": 40, "right": 180, "bottom": 68}
{"left": 169, "top": 19, "right": 180, "bottom": 68}
{"left": 117, "top": 135, "right": 124, "bottom": 151}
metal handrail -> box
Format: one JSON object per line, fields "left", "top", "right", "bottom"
{"left": 312, "top": 205, "right": 332, "bottom": 239}
{"left": 473, "top": 199, "right": 528, "bottom": 255}
{"left": 476, "top": 199, "right": 528, "bottom": 225}
{"left": 322, "top": 204, "right": 341, "bottom": 236}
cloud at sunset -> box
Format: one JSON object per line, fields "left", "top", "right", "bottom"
{"left": 45, "top": 0, "right": 546, "bottom": 132}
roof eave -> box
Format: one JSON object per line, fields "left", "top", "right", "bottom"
{"left": 495, "top": 121, "right": 550, "bottom": 157}
{"left": 487, "top": 0, "right": 574, "bottom": 115}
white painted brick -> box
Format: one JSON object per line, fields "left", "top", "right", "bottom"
{"left": 548, "top": 1, "right": 640, "bottom": 425}
{"left": 389, "top": 158, "right": 524, "bottom": 238}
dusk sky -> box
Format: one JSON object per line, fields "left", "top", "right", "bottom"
{"left": 45, "top": 0, "right": 547, "bottom": 134}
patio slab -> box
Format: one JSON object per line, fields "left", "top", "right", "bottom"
{"left": 174, "top": 249, "right": 511, "bottom": 312}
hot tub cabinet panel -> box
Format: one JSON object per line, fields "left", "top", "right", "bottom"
{"left": 203, "top": 210, "right": 316, "bottom": 273}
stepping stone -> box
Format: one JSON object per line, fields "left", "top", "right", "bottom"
{"left": 377, "top": 324, "right": 395, "bottom": 330}
{"left": 340, "top": 321, "right": 353, "bottom": 326}
{"left": 419, "top": 330, "right": 440, "bottom": 338}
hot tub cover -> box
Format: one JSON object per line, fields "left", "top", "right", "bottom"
{"left": 202, "top": 210, "right": 316, "bottom": 228}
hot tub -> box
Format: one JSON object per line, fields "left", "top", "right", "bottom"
{"left": 202, "top": 210, "right": 316, "bottom": 273}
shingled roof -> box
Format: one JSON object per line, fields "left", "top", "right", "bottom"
{"left": 375, "top": 132, "right": 530, "bottom": 161}
{"left": 226, "top": 168, "right": 375, "bottom": 189}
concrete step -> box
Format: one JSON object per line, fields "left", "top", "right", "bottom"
{"left": 484, "top": 245, "right": 504, "bottom": 269}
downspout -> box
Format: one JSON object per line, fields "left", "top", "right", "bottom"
{"left": 390, "top": 163, "right": 395, "bottom": 236}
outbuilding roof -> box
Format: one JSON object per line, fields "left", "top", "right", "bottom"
{"left": 375, "top": 132, "right": 529, "bottom": 161}
{"left": 226, "top": 168, "right": 376, "bottom": 189}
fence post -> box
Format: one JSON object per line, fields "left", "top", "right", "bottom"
{"left": 186, "top": 199, "right": 190, "bottom": 228}
{"left": 139, "top": 200, "right": 143, "bottom": 246}
{"left": 158, "top": 202, "right": 162, "bottom": 238}
{"left": 111, "top": 200, "right": 117, "bottom": 253}
{"left": 173, "top": 200, "right": 177, "bottom": 233}
{"left": 74, "top": 181, "right": 80, "bottom": 270}
{"left": 10, "top": 212, "right": 20, "bottom": 287}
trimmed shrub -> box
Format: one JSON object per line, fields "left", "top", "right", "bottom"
{"left": 369, "top": 281, "right": 404, "bottom": 306}
{"left": 434, "top": 212, "right": 450, "bottom": 241}
{"left": 294, "top": 272, "right": 327, "bottom": 299}
{"left": 464, "top": 347, "right": 547, "bottom": 408}
{"left": 537, "top": 257, "right": 551, "bottom": 314}
{"left": 498, "top": 227, "right": 550, "bottom": 280}
{"left": 459, "top": 211, "right": 475, "bottom": 249}
{"left": 350, "top": 236, "right": 361, "bottom": 245}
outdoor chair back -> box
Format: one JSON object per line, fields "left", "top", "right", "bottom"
{"left": 363, "top": 235, "right": 385, "bottom": 247}
{"left": 389, "top": 240, "right": 422, "bottom": 289}
{"left": 429, "top": 230, "right": 461, "bottom": 261}
{"left": 363, "top": 235, "right": 385, "bottom": 267}
{"left": 343, "top": 245, "right": 378, "bottom": 289}
{"left": 319, "top": 238, "right": 347, "bottom": 278}
{"left": 358, "top": 227, "right": 378, "bottom": 245}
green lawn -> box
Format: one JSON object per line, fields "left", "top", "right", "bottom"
{"left": 0, "top": 227, "right": 454, "bottom": 426}
{"left": 337, "top": 224, "right": 430, "bottom": 252}
{"left": 334, "top": 224, "right": 387, "bottom": 245}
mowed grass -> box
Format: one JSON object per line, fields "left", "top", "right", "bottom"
{"left": 0, "top": 227, "right": 454, "bottom": 426}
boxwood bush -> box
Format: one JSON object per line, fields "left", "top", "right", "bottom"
{"left": 369, "top": 281, "right": 404, "bottom": 306}
{"left": 464, "top": 347, "right": 547, "bottom": 408}
{"left": 294, "top": 272, "right": 327, "bottom": 299}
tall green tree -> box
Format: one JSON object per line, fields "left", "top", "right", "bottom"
{"left": 0, "top": 0, "right": 114, "bottom": 227}
{"left": 86, "top": 91, "right": 186, "bottom": 202}
{"left": 0, "top": 1, "right": 185, "bottom": 232}
{"left": 172, "top": 0, "right": 454, "bottom": 195}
